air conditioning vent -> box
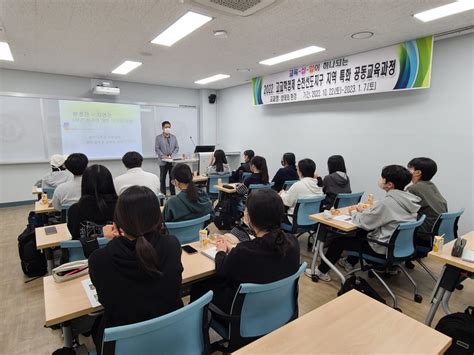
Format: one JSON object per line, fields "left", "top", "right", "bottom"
{"left": 192, "top": 0, "right": 277, "bottom": 16}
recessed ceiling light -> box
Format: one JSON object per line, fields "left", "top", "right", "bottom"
{"left": 194, "top": 74, "right": 230, "bottom": 85}
{"left": 213, "top": 30, "right": 228, "bottom": 38}
{"left": 259, "top": 46, "right": 326, "bottom": 66}
{"left": 151, "top": 11, "right": 213, "bottom": 46}
{"left": 0, "top": 42, "right": 14, "bottom": 61}
{"left": 112, "top": 61, "right": 142, "bottom": 75}
{"left": 351, "top": 31, "right": 374, "bottom": 39}
{"left": 414, "top": 0, "right": 474, "bottom": 22}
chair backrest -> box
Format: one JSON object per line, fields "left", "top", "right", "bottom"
{"left": 432, "top": 209, "right": 464, "bottom": 243}
{"left": 233, "top": 262, "right": 306, "bottom": 338}
{"left": 294, "top": 195, "right": 326, "bottom": 227}
{"left": 165, "top": 214, "right": 210, "bottom": 244}
{"left": 282, "top": 180, "right": 299, "bottom": 191}
{"left": 334, "top": 192, "right": 364, "bottom": 209}
{"left": 241, "top": 172, "right": 252, "bottom": 182}
{"left": 60, "top": 238, "right": 109, "bottom": 262}
{"left": 248, "top": 183, "right": 273, "bottom": 193}
{"left": 60, "top": 204, "right": 72, "bottom": 223}
{"left": 103, "top": 291, "right": 213, "bottom": 355}
{"left": 391, "top": 215, "right": 426, "bottom": 259}
{"left": 207, "top": 174, "right": 231, "bottom": 195}
{"left": 42, "top": 187, "right": 55, "bottom": 199}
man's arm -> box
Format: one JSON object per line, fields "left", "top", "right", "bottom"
{"left": 155, "top": 136, "right": 167, "bottom": 158}
{"left": 352, "top": 203, "right": 387, "bottom": 231}
{"left": 171, "top": 135, "right": 179, "bottom": 156}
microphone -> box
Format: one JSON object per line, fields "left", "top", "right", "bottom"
{"left": 189, "top": 136, "right": 197, "bottom": 147}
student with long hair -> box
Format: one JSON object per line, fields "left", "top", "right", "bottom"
{"left": 319, "top": 155, "right": 351, "bottom": 210}
{"left": 243, "top": 155, "right": 270, "bottom": 187}
{"left": 163, "top": 163, "right": 213, "bottom": 222}
{"left": 67, "top": 164, "right": 117, "bottom": 240}
{"left": 207, "top": 149, "right": 230, "bottom": 175}
{"left": 230, "top": 149, "right": 255, "bottom": 182}
{"left": 272, "top": 152, "right": 299, "bottom": 191}
{"left": 89, "top": 186, "right": 183, "bottom": 353}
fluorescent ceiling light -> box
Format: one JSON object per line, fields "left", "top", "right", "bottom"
{"left": 414, "top": 0, "right": 474, "bottom": 22}
{"left": 151, "top": 11, "right": 213, "bottom": 46}
{"left": 112, "top": 61, "right": 142, "bottom": 75}
{"left": 194, "top": 74, "right": 230, "bottom": 85}
{"left": 0, "top": 42, "right": 14, "bottom": 61}
{"left": 259, "top": 46, "right": 326, "bottom": 66}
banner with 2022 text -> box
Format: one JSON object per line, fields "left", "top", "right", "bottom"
{"left": 252, "top": 36, "right": 433, "bottom": 105}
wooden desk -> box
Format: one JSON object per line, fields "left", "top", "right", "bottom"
{"left": 193, "top": 175, "right": 208, "bottom": 184}
{"left": 425, "top": 231, "right": 474, "bottom": 326}
{"left": 43, "top": 241, "right": 216, "bottom": 328}
{"left": 309, "top": 207, "right": 358, "bottom": 233}
{"left": 32, "top": 186, "right": 43, "bottom": 195}
{"left": 215, "top": 183, "right": 238, "bottom": 194}
{"left": 235, "top": 290, "right": 451, "bottom": 354}
{"left": 35, "top": 201, "right": 57, "bottom": 214}
{"left": 36, "top": 223, "right": 72, "bottom": 250}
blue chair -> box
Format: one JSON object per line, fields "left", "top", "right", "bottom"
{"left": 209, "top": 262, "right": 307, "bottom": 353}
{"left": 248, "top": 183, "right": 273, "bottom": 194}
{"left": 60, "top": 204, "right": 72, "bottom": 223}
{"left": 281, "top": 196, "right": 325, "bottom": 240}
{"left": 165, "top": 214, "right": 211, "bottom": 244}
{"left": 207, "top": 174, "right": 231, "bottom": 200}
{"left": 60, "top": 238, "right": 109, "bottom": 262}
{"left": 282, "top": 180, "right": 299, "bottom": 191}
{"left": 42, "top": 187, "right": 55, "bottom": 199}
{"left": 346, "top": 215, "right": 426, "bottom": 308}
{"left": 241, "top": 172, "right": 252, "bottom": 182}
{"left": 99, "top": 291, "right": 213, "bottom": 355}
{"left": 333, "top": 192, "right": 364, "bottom": 209}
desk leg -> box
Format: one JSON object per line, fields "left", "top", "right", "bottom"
{"left": 425, "top": 286, "right": 446, "bottom": 326}
{"left": 308, "top": 224, "right": 321, "bottom": 276}
{"left": 61, "top": 322, "right": 73, "bottom": 348}
{"left": 441, "top": 291, "right": 453, "bottom": 315}
{"left": 318, "top": 241, "right": 346, "bottom": 284}
{"left": 45, "top": 248, "right": 54, "bottom": 275}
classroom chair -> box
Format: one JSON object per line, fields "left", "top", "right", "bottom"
{"left": 207, "top": 174, "right": 231, "bottom": 201}
{"left": 333, "top": 192, "right": 364, "bottom": 209}
{"left": 209, "top": 262, "right": 307, "bottom": 353}
{"left": 248, "top": 183, "right": 273, "bottom": 194}
{"left": 60, "top": 238, "right": 109, "bottom": 262}
{"left": 94, "top": 291, "right": 213, "bottom": 355}
{"left": 282, "top": 180, "right": 299, "bottom": 191}
{"left": 345, "top": 215, "right": 426, "bottom": 309}
{"left": 60, "top": 204, "right": 72, "bottom": 223}
{"left": 165, "top": 214, "right": 211, "bottom": 244}
{"left": 408, "top": 209, "right": 465, "bottom": 283}
{"left": 241, "top": 172, "right": 252, "bottom": 182}
{"left": 281, "top": 195, "right": 325, "bottom": 242}
{"left": 42, "top": 187, "right": 55, "bottom": 199}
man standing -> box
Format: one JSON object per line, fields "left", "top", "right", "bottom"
{"left": 155, "top": 121, "right": 179, "bottom": 195}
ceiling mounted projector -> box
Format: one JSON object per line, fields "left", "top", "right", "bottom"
{"left": 93, "top": 81, "right": 120, "bottom": 96}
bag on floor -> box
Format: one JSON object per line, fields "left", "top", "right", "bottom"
{"left": 18, "top": 224, "right": 47, "bottom": 277}
{"left": 435, "top": 306, "right": 474, "bottom": 355}
{"left": 213, "top": 196, "right": 243, "bottom": 230}
{"left": 337, "top": 275, "right": 386, "bottom": 304}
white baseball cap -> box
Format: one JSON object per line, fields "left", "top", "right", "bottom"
{"left": 50, "top": 154, "right": 68, "bottom": 168}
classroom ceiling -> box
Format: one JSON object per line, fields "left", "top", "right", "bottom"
{"left": 0, "top": 0, "right": 472, "bottom": 90}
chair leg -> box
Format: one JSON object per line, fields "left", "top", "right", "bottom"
{"left": 416, "top": 259, "right": 438, "bottom": 282}
{"left": 371, "top": 269, "right": 398, "bottom": 309}
{"left": 398, "top": 265, "right": 423, "bottom": 303}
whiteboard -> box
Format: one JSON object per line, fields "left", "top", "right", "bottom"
{"left": 0, "top": 94, "right": 199, "bottom": 163}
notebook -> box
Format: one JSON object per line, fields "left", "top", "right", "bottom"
{"left": 81, "top": 278, "right": 101, "bottom": 308}
{"left": 201, "top": 246, "right": 218, "bottom": 261}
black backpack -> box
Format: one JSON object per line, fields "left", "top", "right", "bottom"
{"left": 18, "top": 223, "right": 47, "bottom": 278}
{"left": 213, "top": 196, "right": 243, "bottom": 230}
{"left": 337, "top": 275, "right": 386, "bottom": 304}
{"left": 435, "top": 306, "right": 474, "bottom": 354}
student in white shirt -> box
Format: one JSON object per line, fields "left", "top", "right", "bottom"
{"left": 37, "top": 154, "right": 72, "bottom": 188}
{"left": 114, "top": 151, "right": 160, "bottom": 195}
{"left": 280, "top": 159, "right": 323, "bottom": 223}
{"left": 207, "top": 149, "right": 230, "bottom": 176}
{"left": 52, "top": 153, "right": 88, "bottom": 210}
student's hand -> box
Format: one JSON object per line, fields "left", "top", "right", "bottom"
{"left": 225, "top": 240, "right": 236, "bottom": 253}
{"left": 103, "top": 224, "right": 119, "bottom": 240}
{"left": 356, "top": 205, "right": 365, "bottom": 213}
{"left": 216, "top": 238, "right": 227, "bottom": 253}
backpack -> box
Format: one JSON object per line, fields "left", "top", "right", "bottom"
{"left": 435, "top": 306, "right": 474, "bottom": 355}
{"left": 214, "top": 196, "right": 243, "bottom": 230}
{"left": 18, "top": 223, "right": 47, "bottom": 277}
{"left": 337, "top": 275, "right": 386, "bottom": 304}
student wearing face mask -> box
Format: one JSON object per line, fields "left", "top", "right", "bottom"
{"left": 155, "top": 121, "right": 179, "bottom": 195}
{"left": 311, "top": 165, "right": 421, "bottom": 282}
{"left": 272, "top": 152, "right": 299, "bottom": 192}
{"left": 162, "top": 163, "right": 213, "bottom": 222}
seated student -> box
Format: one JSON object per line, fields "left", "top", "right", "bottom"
{"left": 67, "top": 165, "right": 118, "bottom": 240}
{"left": 114, "top": 151, "right": 160, "bottom": 195}
{"left": 89, "top": 186, "right": 183, "bottom": 353}
{"left": 230, "top": 149, "right": 254, "bottom": 182}
{"left": 272, "top": 152, "right": 299, "bottom": 192}
{"left": 280, "top": 159, "right": 323, "bottom": 223}
{"left": 407, "top": 157, "right": 448, "bottom": 248}
{"left": 51, "top": 153, "right": 88, "bottom": 211}
{"left": 243, "top": 156, "right": 269, "bottom": 187}
{"left": 318, "top": 155, "right": 351, "bottom": 210}
{"left": 207, "top": 149, "right": 231, "bottom": 175}
{"left": 38, "top": 154, "right": 72, "bottom": 188}
{"left": 313, "top": 165, "right": 420, "bottom": 282}
{"left": 163, "top": 163, "right": 213, "bottom": 222}
{"left": 191, "top": 189, "right": 300, "bottom": 313}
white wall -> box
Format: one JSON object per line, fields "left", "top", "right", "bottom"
{"left": 216, "top": 34, "right": 474, "bottom": 234}
{"left": 0, "top": 69, "right": 200, "bottom": 203}
{"left": 199, "top": 89, "right": 217, "bottom": 145}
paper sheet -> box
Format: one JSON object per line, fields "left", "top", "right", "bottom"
{"left": 81, "top": 278, "right": 101, "bottom": 308}
{"left": 332, "top": 214, "right": 356, "bottom": 224}
{"left": 201, "top": 246, "right": 218, "bottom": 261}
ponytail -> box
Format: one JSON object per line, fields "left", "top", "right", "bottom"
{"left": 186, "top": 181, "right": 199, "bottom": 203}
{"left": 271, "top": 227, "right": 291, "bottom": 257}
{"left": 135, "top": 234, "right": 162, "bottom": 276}
{"left": 250, "top": 156, "right": 269, "bottom": 184}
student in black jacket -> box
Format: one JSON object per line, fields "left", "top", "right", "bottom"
{"left": 318, "top": 155, "right": 351, "bottom": 210}
{"left": 89, "top": 186, "right": 183, "bottom": 353}
{"left": 67, "top": 165, "right": 117, "bottom": 240}
{"left": 230, "top": 149, "right": 254, "bottom": 183}
{"left": 191, "top": 189, "right": 300, "bottom": 313}
{"left": 243, "top": 156, "right": 270, "bottom": 188}
{"left": 272, "top": 152, "right": 299, "bottom": 191}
